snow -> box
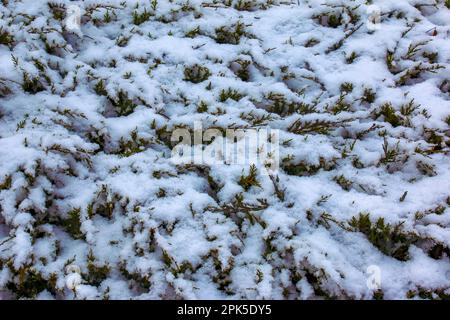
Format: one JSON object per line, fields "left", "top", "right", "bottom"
{"left": 0, "top": 0, "right": 450, "bottom": 300}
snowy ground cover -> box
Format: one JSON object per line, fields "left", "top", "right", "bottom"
{"left": 0, "top": 0, "right": 450, "bottom": 299}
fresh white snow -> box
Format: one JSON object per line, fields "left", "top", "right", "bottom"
{"left": 0, "top": 0, "right": 450, "bottom": 300}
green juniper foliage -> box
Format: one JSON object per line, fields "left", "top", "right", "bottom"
{"left": 94, "top": 79, "right": 107, "bottom": 96}
{"left": 0, "top": 27, "right": 14, "bottom": 47}
{"left": 86, "top": 250, "right": 111, "bottom": 286}
{"left": 215, "top": 21, "right": 247, "bottom": 44}
{"left": 407, "top": 287, "right": 450, "bottom": 300}
{"left": 362, "top": 88, "right": 376, "bottom": 103}
{"left": 185, "top": 26, "right": 200, "bottom": 38}
{"left": 333, "top": 175, "right": 352, "bottom": 191}
{"left": 184, "top": 64, "right": 211, "bottom": 83}
{"left": 22, "top": 73, "right": 44, "bottom": 94}
{"left": 219, "top": 88, "right": 244, "bottom": 102}
{"left": 151, "top": 0, "right": 158, "bottom": 11}
{"left": 48, "top": 2, "right": 66, "bottom": 21}
{"left": 265, "top": 93, "right": 316, "bottom": 116}
{"left": 6, "top": 268, "right": 57, "bottom": 299}
{"left": 232, "top": 59, "right": 251, "bottom": 81}
{"left": 0, "top": 175, "right": 12, "bottom": 190}
{"left": 115, "top": 128, "right": 151, "bottom": 157}
{"left": 64, "top": 208, "right": 84, "bottom": 240}
{"left": 132, "top": 8, "right": 152, "bottom": 25}
{"left": 288, "top": 118, "right": 345, "bottom": 135}
{"left": 377, "top": 103, "right": 401, "bottom": 127}
{"left": 282, "top": 158, "right": 334, "bottom": 177}
{"left": 196, "top": 101, "right": 208, "bottom": 113}
{"left": 238, "top": 164, "right": 261, "bottom": 191}
{"left": 109, "top": 90, "right": 137, "bottom": 116}
{"left": 346, "top": 51, "right": 358, "bottom": 64}
{"left": 349, "top": 213, "right": 416, "bottom": 261}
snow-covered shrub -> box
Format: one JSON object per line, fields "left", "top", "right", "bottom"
{"left": 0, "top": 0, "right": 450, "bottom": 300}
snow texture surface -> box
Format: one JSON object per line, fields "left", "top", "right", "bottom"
{"left": 0, "top": 0, "right": 450, "bottom": 299}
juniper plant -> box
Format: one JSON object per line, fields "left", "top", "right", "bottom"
{"left": 184, "top": 64, "right": 211, "bottom": 83}
{"left": 238, "top": 164, "right": 261, "bottom": 191}
{"left": 349, "top": 213, "right": 416, "bottom": 261}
